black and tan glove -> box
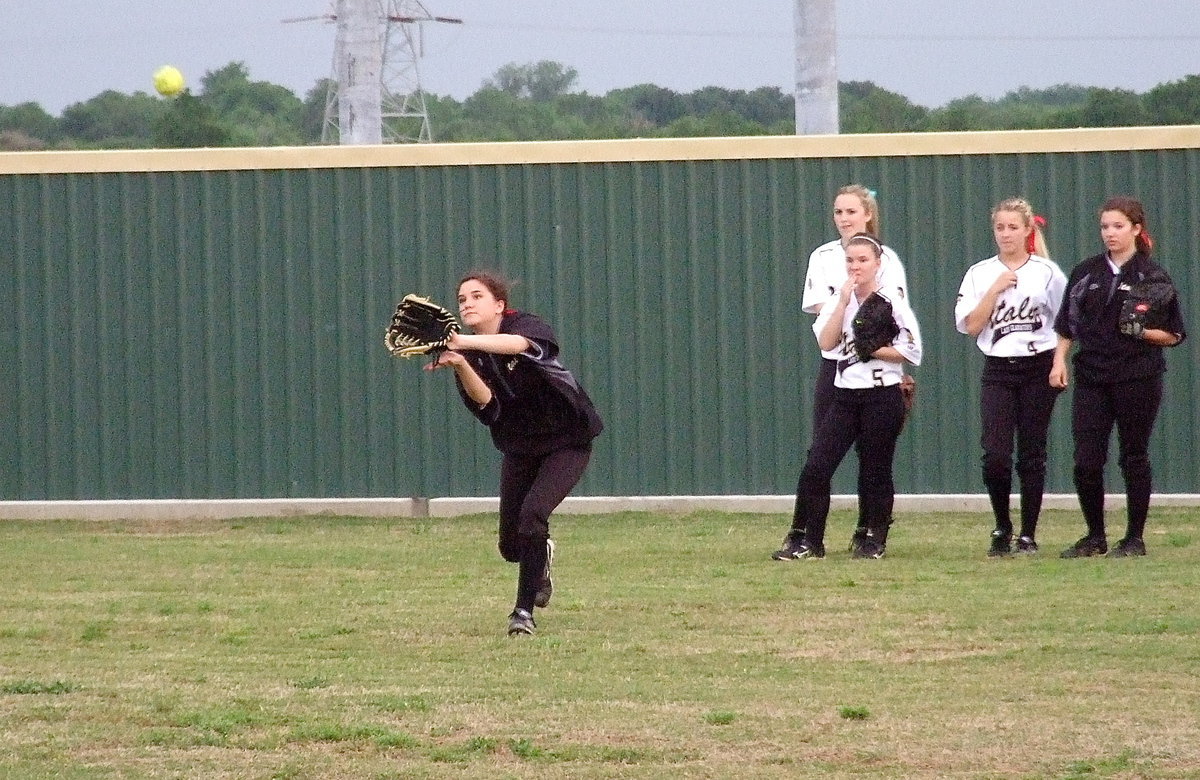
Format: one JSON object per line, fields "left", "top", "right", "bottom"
{"left": 384, "top": 294, "right": 460, "bottom": 358}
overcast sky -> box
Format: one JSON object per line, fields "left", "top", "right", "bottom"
{"left": 4, "top": 1, "right": 1200, "bottom": 116}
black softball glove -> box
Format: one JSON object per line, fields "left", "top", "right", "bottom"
{"left": 1118, "top": 279, "right": 1176, "bottom": 338}
{"left": 852, "top": 292, "right": 900, "bottom": 362}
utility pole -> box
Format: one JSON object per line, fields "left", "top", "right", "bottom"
{"left": 334, "top": 0, "right": 384, "bottom": 144}
{"left": 794, "top": 0, "right": 839, "bottom": 134}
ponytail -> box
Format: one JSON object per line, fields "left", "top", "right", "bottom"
{"left": 1026, "top": 214, "right": 1050, "bottom": 259}
{"left": 1136, "top": 227, "right": 1154, "bottom": 254}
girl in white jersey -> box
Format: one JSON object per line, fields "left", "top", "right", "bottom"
{"left": 799, "top": 185, "right": 911, "bottom": 551}
{"left": 774, "top": 232, "right": 923, "bottom": 560}
{"left": 954, "top": 198, "right": 1066, "bottom": 556}
{"left": 801, "top": 186, "right": 909, "bottom": 321}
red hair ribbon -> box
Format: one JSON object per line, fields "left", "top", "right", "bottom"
{"left": 1026, "top": 214, "right": 1047, "bottom": 254}
{"left": 1139, "top": 228, "right": 1154, "bottom": 253}
{"left": 503, "top": 308, "right": 518, "bottom": 316}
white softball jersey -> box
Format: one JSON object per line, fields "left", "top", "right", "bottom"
{"left": 954, "top": 255, "right": 1067, "bottom": 357}
{"left": 813, "top": 290, "right": 923, "bottom": 389}
{"left": 801, "top": 239, "right": 909, "bottom": 315}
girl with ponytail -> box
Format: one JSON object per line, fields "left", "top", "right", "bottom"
{"left": 955, "top": 198, "right": 1067, "bottom": 556}
{"left": 1051, "top": 197, "right": 1186, "bottom": 559}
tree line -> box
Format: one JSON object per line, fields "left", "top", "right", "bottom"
{"left": 3, "top": 60, "right": 1200, "bottom": 151}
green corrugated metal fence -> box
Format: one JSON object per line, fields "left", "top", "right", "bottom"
{"left": 2, "top": 131, "right": 1198, "bottom": 499}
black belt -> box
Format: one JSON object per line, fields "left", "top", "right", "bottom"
{"left": 985, "top": 351, "right": 1053, "bottom": 366}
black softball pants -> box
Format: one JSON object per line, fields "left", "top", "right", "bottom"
{"left": 1071, "top": 374, "right": 1162, "bottom": 541}
{"left": 810, "top": 358, "right": 874, "bottom": 536}
{"left": 498, "top": 445, "right": 591, "bottom": 612}
{"left": 791, "top": 384, "right": 906, "bottom": 547}
{"left": 811, "top": 358, "right": 838, "bottom": 434}
{"left": 979, "top": 352, "right": 1062, "bottom": 538}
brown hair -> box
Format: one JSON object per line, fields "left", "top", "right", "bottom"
{"left": 992, "top": 197, "right": 1050, "bottom": 259}
{"left": 1099, "top": 196, "right": 1153, "bottom": 254}
{"left": 838, "top": 184, "right": 880, "bottom": 235}
{"left": 458, "top": 270, "right": 512, "bottom": 306}
{"left": 846, "top": 231, "right": 884, "bottom": 258}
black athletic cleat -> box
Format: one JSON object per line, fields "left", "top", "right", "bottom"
{"left": 1107, "top": 537, "right": 1146, "bottom": 558}
{"left": 851, "top": 537, "right": 885, "bottom": 559}
{"left": 1060, "top": 535, "right": 1108, "bottom": 558}
{"left": 534, "top": 539, "right": 555, "bottom": 608}
{"left": 847, "top": 526, "right": 869, "bottom": 554}
{"left": 988, "top": 529, "right": 1012, "bottom": 557}
{"left": 773, "top": 534, "right": 824, "bottom": 560}
{"left": 772, "top": 531, "right": 805, "bottom": 560}
{"left": 507, "top": 608, "right": 536, "bottom": 637}
{"left": 1014, "top": 536, "right": 1039, "bottom": 554}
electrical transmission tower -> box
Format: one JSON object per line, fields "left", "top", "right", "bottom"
{"left": 286, "top": 0, "right": 462, "bottom": 144}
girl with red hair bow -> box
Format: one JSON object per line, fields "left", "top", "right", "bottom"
{"left": 955, "top": 198, "right": 1066, "bottom": 556}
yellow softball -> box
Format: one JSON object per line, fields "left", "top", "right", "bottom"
{"left": 153, "top": 65, "right": 185, "bottom": 97}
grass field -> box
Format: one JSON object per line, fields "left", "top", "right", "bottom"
{"left": 1, "top": 508, "right": 1198, "bottom": 779}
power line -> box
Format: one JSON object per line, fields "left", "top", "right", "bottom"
{"left": 852, "top": 34, "right": 1200, "bottom": 42}
{"left": 462, "top": 22, "right": 1200, "bottom": 44}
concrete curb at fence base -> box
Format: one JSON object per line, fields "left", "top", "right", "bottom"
{"left": 3, "top": 494, "right": 1200, "bottom": 521}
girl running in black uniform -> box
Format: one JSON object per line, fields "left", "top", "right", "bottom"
{"left": 775, "top": 233, "right": 923, "bottom": 560}
{"left": 955, "top": 198, "right": 1066, "bottom": 556}
{"left": 427, "top": 272, "right": 603, "bottom": 635}
{"left": 1051, "top": 197, "right": 1186, "bottom": 558}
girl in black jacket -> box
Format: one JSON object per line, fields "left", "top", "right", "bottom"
{"left": 1051, "top": 197, "right": 1186, "bottom": 558}
{"left": 426, "top": 272, "right": 603, "bottom": 636}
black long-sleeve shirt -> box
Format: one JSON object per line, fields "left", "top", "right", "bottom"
{"left": 1054, "top": 251, "right": 1187, "bottom": 384}
{"left": 456, "top": 311, "right": 603, "bottom": 456}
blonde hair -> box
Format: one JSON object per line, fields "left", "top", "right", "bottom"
{"left": 992, "top": 197, "right": 1050, "bottom": 259}
{"left": 837, "top": 184, "right": 880, "bottom": 235}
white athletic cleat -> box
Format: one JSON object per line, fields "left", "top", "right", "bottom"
{"left": 507, "top": 608, "right": 535, "bottom": 637}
